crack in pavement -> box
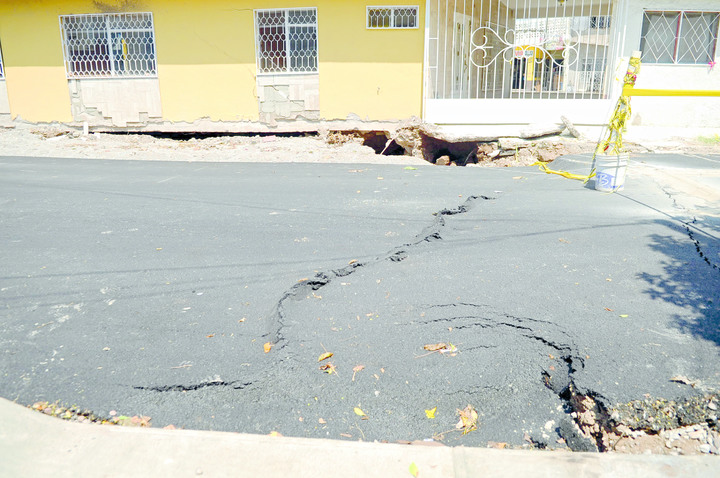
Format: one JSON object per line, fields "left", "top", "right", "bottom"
{"left": 263, "top": 195, "right": 493, "bottom": 347}
{"left": 684, "top": 218, "right": 720, "bottom": 272}
{"left": 133, "top": 379, "right": 253, "bottom": 392}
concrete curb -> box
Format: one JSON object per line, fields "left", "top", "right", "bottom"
{"left": 0, "top": 399, "right": 717, "bottom": 477}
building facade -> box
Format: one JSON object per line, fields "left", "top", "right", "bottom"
{"left": 0, "top": 0, "right": 717, "bottom": 130}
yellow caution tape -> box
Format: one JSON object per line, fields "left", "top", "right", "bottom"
{"left": 534, "top": 161, "right": 595, "bottom": 182}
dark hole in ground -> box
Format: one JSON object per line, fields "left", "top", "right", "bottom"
{"left": 421, "top": 135, "right": 479, "bottom": 166}
{"left": 101, "top": 131, "right": 315, "bottom": 141}
{"left": 362, "top": 132, "right": 405, "bottom": 156}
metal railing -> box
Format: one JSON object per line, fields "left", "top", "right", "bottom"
{"left": 59, "top": 13, "right": 157, "bottom": 78}
{"left": 426, "top": 0, "right": 615, "bottom": 100}
{"left": 367, "top": 6, "right": 419, "bottom": 29}
{"left": 255, "top": 8, "right": 318, "bottom": 74}
{"left": 640, "top": 10, "right": 719, "bottom": 65}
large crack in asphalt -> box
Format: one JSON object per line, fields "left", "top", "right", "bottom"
{"left": 263, "top": 195, "right": 493, "bottom": 348}
{"left": 684, "top": 218, "right": 720, "bottom": 272}
{"left": 133, "top": 379, "right": 253, "bottom": 392}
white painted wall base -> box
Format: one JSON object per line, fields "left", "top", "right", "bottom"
{"left": 425, "top": 99, "right": 617, "bottom": 126}
{"left": 69, "top": 78, "right": 162, "bottom": 127}
{"left": 256, "top": 74, "right": 320, "bottom": 125}
{"left": 0, "top": 81, "right": 10, "bottom": 115}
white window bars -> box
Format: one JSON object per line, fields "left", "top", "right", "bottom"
{"left": 367, "top": 6, "right": 419, "bottom": 29}
{"left": 255, "top": 8, "right": 318, "bottom": 74}
{"left": 640, "top": 11, "right": 719, "bottom": 65}
{"left": 59, "top": 13, "right": 157, "bottom": 78}
{"left": 426, "top": 0, "right": 615, "bottom": 100}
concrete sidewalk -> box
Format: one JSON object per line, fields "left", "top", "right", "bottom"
{"left": 1, "top": 399, "right": 716, "bottom": 478}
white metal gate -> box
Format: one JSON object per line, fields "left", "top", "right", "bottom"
{"left": 424, "top": 0, "right": 622, "bottom": 125}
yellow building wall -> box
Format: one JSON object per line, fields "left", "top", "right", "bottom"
{"left": 0, "top": 0, "right": 425, "bottom": 124}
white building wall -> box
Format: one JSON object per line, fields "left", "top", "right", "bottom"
{"left": 68, "top": 78, "right": 163, "bottom": 128}
{"left": 621, "top": 0, "right": 720, "bottom": 127}
{"left": 0, "top": 81, "right": 9, "bottom": 115}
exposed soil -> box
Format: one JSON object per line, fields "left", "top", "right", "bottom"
{"left": 1, "top": 122, "right": 717, "bottom": 167}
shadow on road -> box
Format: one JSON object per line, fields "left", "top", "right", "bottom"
{"left": 638, "top": 220, "right": 720, "bottom": 347}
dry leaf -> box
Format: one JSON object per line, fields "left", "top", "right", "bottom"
{"left": 318, "top": 352, "right": 334, "bottom": 362}
{"left": 352, "top": 365, "right": 365, "bottom": 381}
{"left": 318, "top": 418, "right": 326, "bottom": 424}
{"left": 238, "top": 318, "right": 246, "bottom": 323}
{"left": 455, "top": 405, "right": 479, "bottom": 434}
{"left": 424, "top": 343, "right": 448, "bottom": 351}
{"left": 670, "top": 375, "right": 698, "bottom": 387}
{"left": 206, "top": 334, "right": 215, "bottom": 338}
{"left": 354, "top": 407, "right": 367, "bottom": 418}
{"left": 319, "top": 363, "right": 337, "bottom": 374}
{"left": 409, "top": 462, "right": 419, "bottom": 477}
{"left": 488, "top": 441, "right": 507, "bottom": 449}
{"left": 425, "top": 407, "right": 437, "bottom": 419}
{"left": 268, "top": 431, "right": 283, "bottom": 437}
{"left": 349, "top": 259, "right": 358, "bottom": 265}
{"left": 263, "top": 342, "right": 273, "bottom": 353}
{"left": 604, "top": 307, "right": 614, "bottom": 312}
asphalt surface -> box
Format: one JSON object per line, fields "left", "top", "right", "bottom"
{"left": 1, "top": 154, "right": 719, "bottom": 449}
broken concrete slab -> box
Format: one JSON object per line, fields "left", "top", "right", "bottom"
{"left": 520, "top": 124, "right": 566, "bottom": 139}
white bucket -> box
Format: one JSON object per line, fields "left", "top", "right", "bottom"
{"left": 594, "top": 153, "right": 629, "bottom": 192}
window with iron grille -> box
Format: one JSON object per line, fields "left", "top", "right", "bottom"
{"left": 640, "top": 10, "right": 719, "bottom": 64}
{"left": 367, "top": 6, "right": 419, "bottom": 29}
{"left": 255, "top": 8, "right": 318, "bottom": 74}
{"left": 590, "top": 15, "right": 611, "bottom": 29}
{"left": 59, "top": 13, "right": 157, "bottom": 78}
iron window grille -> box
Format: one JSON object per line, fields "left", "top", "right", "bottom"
{"left": 255, "top": 8, "right": 318, "bottom": 74}
{"left": 367, "top": 6, "right": 419, "bottom": 29}
{"left": 640, "top": 10, "right": 719, "bottom": 64}
{"left": 59, "top": 13, "right": 157, "bottom": 78}
{"left": 0, "top": 41, "right": 4, "bottom": 79}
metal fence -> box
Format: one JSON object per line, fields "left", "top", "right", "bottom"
{"left": 255, "top": 8, "right": 318, "bottom": 74}
{"left": 426, "top": 0, "right": 615, "bottom": 100}
{"left": 640, "top": 10, "right": 719, "bottom": 65}
{"left": 59, "top": 13, "right": 157, "bottom": 78}
{"left": 367, "top": 6, "right": 420, "bottom": 29}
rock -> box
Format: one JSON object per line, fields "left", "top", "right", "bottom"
{"left": 435, "top": 155, "right": 451, "bottom": 166}
{"left": 558, "top": 417, "right": 598, "bottom": 452}
{"left": 520, "top": 124, "right": 565, "bottom": 139}
{"left": 561, "top": 115, "right": 583, "bottom": 138}
{"left": 498, "top": 137, "right": 528, "bottom": 150}
{"left": 536, "top": 149, "right": 556, "bottom": 162}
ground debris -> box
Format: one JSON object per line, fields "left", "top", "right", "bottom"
{"left": 30, "top": 401, "right": 152, "bottom": 427}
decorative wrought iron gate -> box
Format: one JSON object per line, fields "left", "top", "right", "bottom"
{"left": 424, "top": 0, "right": 620, "bottom": 124}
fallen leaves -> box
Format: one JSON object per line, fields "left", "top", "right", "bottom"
{"left": 456, "top": 405, "right": 479, "bottom": 434}
{"left": 409, "top": 462, "right": 419, "bottom": 477}
{"left": 352, "top": 365, "right": 365, "bottom": 381}
{"left": 319, "top": 363, "right": 337, "bottom": 374}
{"left": 318, "top": 352, "right": 334, "bottom": 362}
{"left": 354, "top": 407, "right": 369, "bottom": 420}
{"left": 263, "top": 342, "right": 273, "bottom": 353}
{"left": 417, "top": 342, "right": 458, "bottom": 358}
{"left": 670, "top": 375, "right": 699, "bottom": 387}
{"left": 425, "top": 407, "right": 437, "bottom": 419}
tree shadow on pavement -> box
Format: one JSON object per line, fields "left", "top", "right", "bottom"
{"left": 638, "top": 220, "right": 720, "bottom": 347}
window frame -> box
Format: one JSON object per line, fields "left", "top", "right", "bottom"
{"left": 366, "top": 5, "right": 420, "bottom": 30}
{"left": 640, "top": 9, "right": 719, "bottom": 65}
{"left": 58, "top": 12, "right": 158, "bottom": 79}
{"left": 254, "top": 7, "right": 319, "bottom": 75}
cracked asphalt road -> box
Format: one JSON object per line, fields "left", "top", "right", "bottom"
{"left": 1, "top": 153, "right": 719, "bottom": 449}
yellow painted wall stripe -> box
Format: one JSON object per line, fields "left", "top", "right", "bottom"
{"left": 623, "top": 86, "right": 720, "bottom": 97}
